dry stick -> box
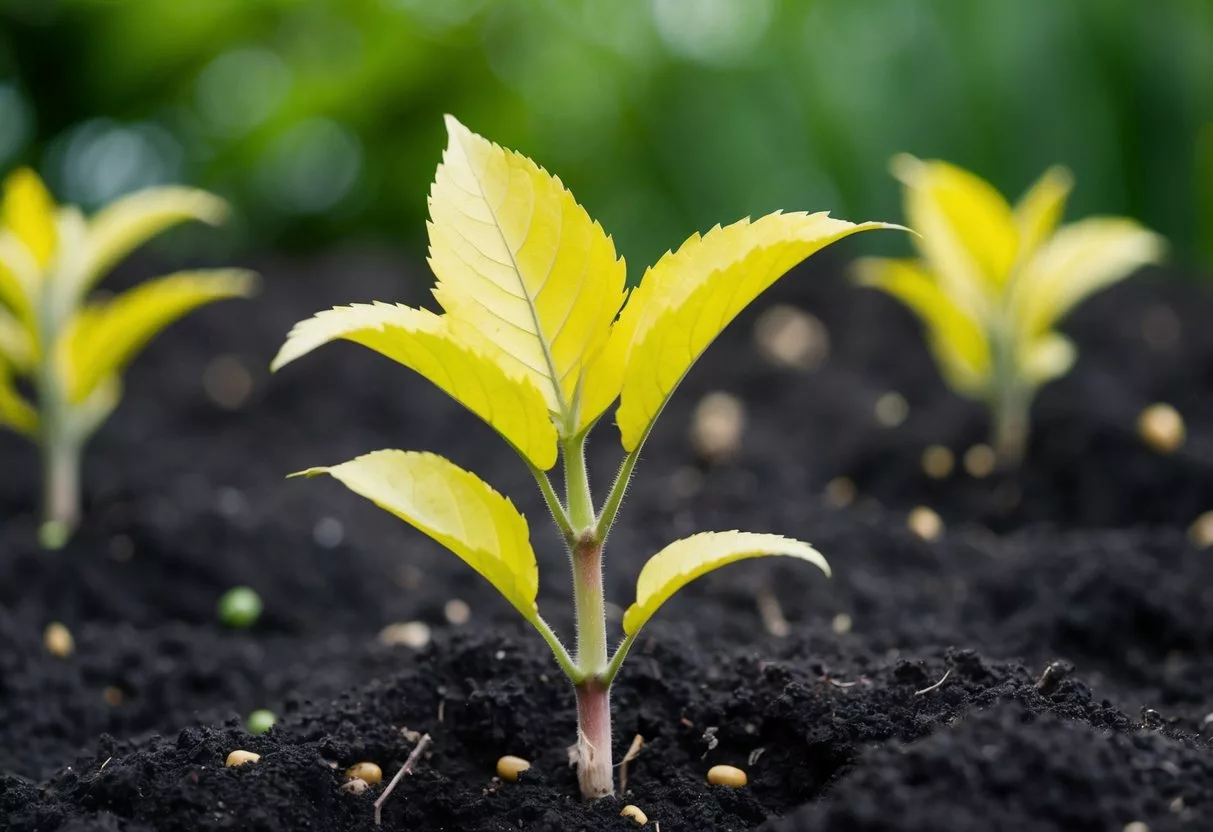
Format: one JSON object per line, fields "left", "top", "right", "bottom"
{"left": 914, "top": 668, "right": 952, "bottom": 697}
{"left": 374, "top": 733, "right": 432, "bottom": 826}
{"left": 617, "top": 734, "right": 645, "bottom": 795}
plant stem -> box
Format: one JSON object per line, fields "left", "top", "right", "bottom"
{"left": 561, "top": 433, "right": 614, "bottom": 798}
{"left": 529, "top": 463, "right": 575, "bottom": 547}
{"left": 36, "top": 283, "right": 81, "bottom": 548}
{"left": 989, "top": 324, "right": 1029, "bottom": 467}
{"left": 573, "top": 678, "right": 614, "bottom": 799}
{"left": 595, "top": 445, "right": 641, "bottom": 544}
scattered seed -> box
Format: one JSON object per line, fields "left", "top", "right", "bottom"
{"left": 874, "top": 392, "right": 909, "bottom": 427}
{"left": 963, "top": 444, "right": 997, "bottom": 478}
{"left": 103, "top": 686, "right": 123, "bottom": 707}
{"left": 378, "top": 621, "right": 432, "bottom": 650}
{"left": 496, "top": 755, "right": 530, "bottom": 782}
{"left": 753, "top": 304, "right": 829, "bottom": 371}
{"left": 824, "top": 476, "right": 856, "bottom": 508}
{"left": 747, "top": 747, "right": 765, "bottom": 766}
{"left": 44, "top": 622, "right": 74, "bottom": 658}
{"left": 620, "top": 804, "right": 649, "bottom": 825}
{"left": 247, "top": 709, "right": 276, "bottom": 735}
{"left": 907, "top": 506, "right": 943, "bottom": 541}
{"left": 217, "top": 586, "right": 263, "bottom": 629}
{"left": 203, "top": 354, "right": 253, "bottom": 410}
{"left": 347, "top": 762, "right": 383, "bottom": 785}
{"left": 1170, "top": 796, "right": 1184, "bottom": 812}
{"left": 832, "top": 613, "right": 853, "bottom": 635}
{"left": 1141, "top": 304, "right": 1180, "bottom": 351}
{"left": 1138, "top": 403, "right": 1185, "bottom": 454}
{"left": 444, "top": 598, "right": 471, "bottom": 625}
{"left": 1034, "top": 660, "right": 1072, "bottom": 695}
{"left": 340, "top": 778, "right": 369, "bottom": 795}
{"left": 108, "top": 534, "right": 134, "bottom": 562}
{"left": 921, "top": 445, "right": 954, "bottom": 479}
{"left": 690, "top": 391, "right": 746, "bottom": 463}
{"left": 1123, "top": 823, "right": 1151, "bottom": 832}
{"left": 1188, "top": 511, "right": 1213, "bottom": 548}
{"left": 313, "top": 516, "right": 345, "bottom": 548}
{"left": 706, "top": 764, "right": 747, "bottom": 788}
{"left": 226, "top": 750, "right": 260, "bottom": 767}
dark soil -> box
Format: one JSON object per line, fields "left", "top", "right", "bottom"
{"left": 2, "top": 246, "right": 1212, "bottom": 831}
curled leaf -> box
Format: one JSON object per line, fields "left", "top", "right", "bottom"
{"left": 272, "top": 302, "right": 558, "bottom": 469}
{"left": 623, "top": 531, "right": 829, "bottom": 636}
{"left": 58, "top": 269, "right": 257, "bottom": 403}
{"left": 297, "top": 450, "right": 541, "bottom": 622}
{"left": 614, "top": 213, "right": 895, "bottom": 450}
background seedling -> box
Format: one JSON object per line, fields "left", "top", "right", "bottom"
{"left": 274, "top": 116, "right": 894, "bottom": 800}
{"left": 856, "top": 156, "right": 1164, "bottom": 465}
{"left": 218, "top": 586, "right": 263, "bottom": 628}
{"left": 0, "top": 169, "right": 255, "bottom": 547}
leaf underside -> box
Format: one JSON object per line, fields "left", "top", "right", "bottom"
{"left": 298, "top": 449, "right": 541, "bottom": 622}
{"left": 622, "top": 531, "right": 829, "bottom": 636}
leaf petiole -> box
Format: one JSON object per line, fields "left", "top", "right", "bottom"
{"left": 529, "top": 463, "right": 575, "bottom": 548}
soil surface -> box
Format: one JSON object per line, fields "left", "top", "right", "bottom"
{"left": 2, "top": 245, "right": 1212, "bottom": 831}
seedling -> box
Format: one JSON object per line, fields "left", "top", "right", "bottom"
{"left": 856, "top": 156, "right": 1164, "bottom": 465}
{"left": 0, "top": 169, "right": 255, "bottom": 547}
{"left": 273, "top": 116, "right": 893, "bottom": 800}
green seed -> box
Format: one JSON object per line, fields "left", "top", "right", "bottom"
{"left": 248, "top": 709, "right": 276, "bottom": 735}
{"left": 218, "top": 586, "right": 263, "bottom": 628}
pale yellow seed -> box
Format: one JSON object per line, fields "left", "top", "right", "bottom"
{"left": 921, "top": 445, "right": 954, "bottom": 480}
{"left": 226, "top": 749, "right": 260, "bottom": 767}
{"left": 1188, "top": 511, "right": 1213, "bottom": 549}
{"left": 690, "top": 391, "right": 746, "bottom": 463}
{"left": 44, "top": 622, "right": 74, "bottom": 658}
{"left": 203, "top": 354, "right": 254, "bottom": 410}
{"left": 378, "top": 621, "right": 432, "bottom": 650}
{"left": 824, "top": 476, "right": 856, "bottom": 508}
{"left": 753, "top": 304, "right": 829, "bottom": 371}
{"left": 1138, "top": 403, "right": 1185, "bottom": 454}
{"left": 874, "top": 392, "right": 909, "bottom": 427}
{"left": 907, "top": 506, "right": 943, "bottom": 542}
{"left": 832, "top": 613, "right": 853, "bottom": 635}
{"left": 346, "top": 761, "right": 382, "bottom": 785}
{"left": 444, "top": 598, "right": 471, "bottom": 625}
{"left": 620, "top": 804, "right": 649, "bottom": 825}
{"left": 963, "top": 444, "right": 997, "bottom": 478}
{"left": 340, "top": 778, "right": 369, "bottom": 795}
{"left": 1123, "top": 822, "right": 1151, "bottom": 832}
{"left": 707, "top": 764, "right": 747, "bottom": 788}
{"left": 496, "top": 755, "right": 531, "bottom": 782}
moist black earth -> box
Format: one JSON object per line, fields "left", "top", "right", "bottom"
{"left": 1, "top": 245, "right": 1212, "bottom": 831}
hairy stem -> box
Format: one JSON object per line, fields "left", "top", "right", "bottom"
{"left": 573, "top": 678, "right": 614, "bottom": 799}
{"left": 529, "top": 463, "right": 575, "bottom": 547}
{"left": 595, "top": 446, "right": 641, "bottom": 544}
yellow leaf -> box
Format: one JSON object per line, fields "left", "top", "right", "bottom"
{"left": 0, "top": 228, "right": 42, "bottom": 326}
{"left": 1019, "top": 332, "right": 1075, "bottom": 386}
{"left": 427, "top": 115, "right": 627, "bottom": 432}
{"left": 74, "top": 186, "right": 229, "bottom": 297}
{"left": 0, "top": 304, "right": 34, "bottom": 370}
{"left": 892, "top": 155, "right": 1017, "bottom": 313}
{"left": 2, "top": 168, "right": 58, "bottom": 270}
{"left": 1011, "top": 218, "right": 1164, "bottom": 339}
{"left": 59, "top": 269, "right": 256, "bottom": 403}
{"left": 615, "top": 213, "right": 893, "bottom": 451}
{"left": 854, "top": 257, "right": 991, "bottom": 397}
{"left": 1013, "top": 166, "right": 1072, "bottom": 261}
{"left": 623, "top": 531, "right": 829, "bottom": 636}
{"left": 297, "top": 450, "right": 540, "bottom": 622}
{"left": 0, "top": 360, "right": 37, "bottom": 438}
{"left": 272, "top": 303, "right": 558, "bottom": 470}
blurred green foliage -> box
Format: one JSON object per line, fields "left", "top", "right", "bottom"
{"left": 0, "top": 0, "right": 1210, "bottom": 272}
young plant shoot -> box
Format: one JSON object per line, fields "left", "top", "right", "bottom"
{"left": 273, "top": 116, "right": 894, "bottom": 800}
{"left": 0, "top": 169, "right": 256, "bottom": 548}
{"left": 856, "top": 156, "right": 1164, "bottom": 465}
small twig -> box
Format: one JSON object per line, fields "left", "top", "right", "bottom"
{"left": 98, "top": 756, "right": 112, "bottom": 772}
{"left": 914, "top": 668, "right": 952, "bottom": 697}
{"left": 374, "top": 733, "right": 432, "bottom": 826}
{"left": 756, "top": 589, "right": 789, "bottom": 637}
{"left": 617, "top": 734, "right": 644, "bottom": 794}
